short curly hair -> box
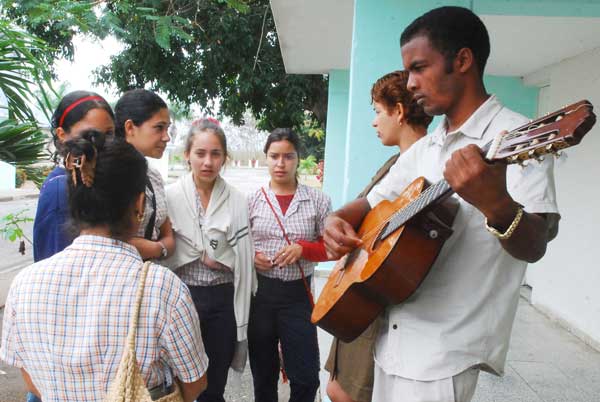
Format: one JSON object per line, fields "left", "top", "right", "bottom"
{"left": 371, "top": 70, "right": 433, "bottom": 129}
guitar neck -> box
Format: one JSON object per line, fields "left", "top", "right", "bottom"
{"left": 378, "top": 139, "right": 497, "bottom": 241}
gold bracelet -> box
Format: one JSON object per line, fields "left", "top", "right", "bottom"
{"left": 485, "top": 207, "right": 524, "bottom": 240}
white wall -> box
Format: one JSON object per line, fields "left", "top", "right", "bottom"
{"left": 0, "top": 161, "right": 15, "bottom": 190}
{"left": 524, "top": 47, "right": 600, "bottom": 348}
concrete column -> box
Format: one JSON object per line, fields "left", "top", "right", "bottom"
{"left": 323, "top": 69, "right": 350, "bottom": 209}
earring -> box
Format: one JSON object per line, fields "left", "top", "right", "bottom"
{"left": 136, "top": 212, "right": 144, "bottom": 223}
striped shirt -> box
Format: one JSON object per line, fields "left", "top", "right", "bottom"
{"left": 0, "top": 235, "right": 208, "bottom": 402}
{"left": 177, "top": 191, "right": 234, "bottom": 286}
{"left": 248, "top": 184, "right": 332, "bottom": 281}
{"left": 136, "top": 165, "right": 168, "bottom": 240}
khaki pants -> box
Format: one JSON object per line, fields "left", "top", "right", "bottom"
{"left": 372, "top": 363, "right": 480, "bottom": 402}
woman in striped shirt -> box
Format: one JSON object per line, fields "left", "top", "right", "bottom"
{"left": 247, "top": 128, "right": 332, "bottom": 402}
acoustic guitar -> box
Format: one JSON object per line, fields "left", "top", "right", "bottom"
{"left": 311, "top": 100, "right": 596, "bottom": 342}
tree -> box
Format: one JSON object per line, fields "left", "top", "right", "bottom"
{"left": 2, "top": 0, "right": 329, "bottom": 133}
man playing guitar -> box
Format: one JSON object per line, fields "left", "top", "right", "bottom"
{"left": 323, "top": 6, "right": 560, "bottom": 402}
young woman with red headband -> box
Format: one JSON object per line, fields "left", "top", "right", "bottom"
{"left": 33, "top": 90, "right": 115, "bottom": 262}
{"left": 29, "top": 90, "right": 114, "bottom": 402}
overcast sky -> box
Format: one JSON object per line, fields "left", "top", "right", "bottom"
{"left": 54, "top": 34, "right": 123, "bottom": 102}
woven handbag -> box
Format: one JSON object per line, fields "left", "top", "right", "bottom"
{"left": 104, "top": 261, "right": 183, "bottom": 402}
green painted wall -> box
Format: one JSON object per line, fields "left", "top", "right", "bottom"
{"left": 323, "top": 69, "right": 350, "bottom": 209}
{"left": 473, "top": 0, "right": 600, "bottom": 17}
{"left": 485, "top": 75, "right": 539, "bottom": 118}
{"left": 325, "top": 0, "right": 541, "bottom": 205}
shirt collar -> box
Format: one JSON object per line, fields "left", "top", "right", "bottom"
{"left": 430, "top": 95, "right": 504, "bottom": 146}
{"left": 70, "top": 234, "right": 142, "bottom": 261}
{"left": 263, "top": 183, "right": 311, "bottom": 202}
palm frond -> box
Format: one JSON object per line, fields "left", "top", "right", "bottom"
{"left": 0, "top": 19, "right": 54, "bottom": 122}
{"left": 0, "top": 119, "right": 48, "bottom": 167}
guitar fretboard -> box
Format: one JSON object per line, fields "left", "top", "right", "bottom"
{"left": 377, "top": 139, "right": 495, "bottom": 241}
{"left": 378, "top": 179, "right": 453, "bottom": 240}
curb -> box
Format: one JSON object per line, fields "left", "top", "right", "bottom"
{"left": 0, "top": 193, "right": 39, "bottom": 202}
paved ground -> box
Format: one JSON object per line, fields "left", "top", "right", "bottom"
{"left": 471, "top": 295, "right": 600, "bottom": 402}
{"left": 2, "top": 293, "right": 599, "bottom": 402}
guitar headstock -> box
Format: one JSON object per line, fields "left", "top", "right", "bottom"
{"left": 486, "top": 100, "right": 596, "bottom": 164}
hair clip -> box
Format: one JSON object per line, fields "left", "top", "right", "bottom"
{"left": 64, "top": 150, "right": 97, "bottom": 187}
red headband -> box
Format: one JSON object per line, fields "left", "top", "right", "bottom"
{"left": 58, "top": 95, "right": 105, "bottom": 128}
{"left": 192, "top": 117, "right": 221, "bottom": 126}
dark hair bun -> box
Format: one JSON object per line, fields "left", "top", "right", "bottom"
{"left": 66, "top": 132, "right": 147, "bottom": 238}
{"left": 63, "top": 130, "right": 106, "bottom": 160}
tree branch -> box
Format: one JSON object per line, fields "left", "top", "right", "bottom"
{"left": 253, "top": 5, "right": 269, "bottom": 72}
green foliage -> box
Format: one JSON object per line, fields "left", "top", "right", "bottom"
{"left": 1, "top": 0, "right": 329, "bottom": 131}
{"left": 0, "top": 120, "right": 48, "bottom": 167}
{"left": 0, "top": 19, "right": 54, "bottom": 121}
{"left": 0, "top": 209, "right": 33, "bottom": 243}
{"left": 299, "top": 118, "right": 326, "bottom": 161}
{"left": 15, "top": 167, "right": 26, "bottom": 187}
{"left": 0, "top": 19, "right": 54, "bottom": 179}
{"left": 298, "top": 155, "right": 318, "bottom": 175}
{"left": 35, "top": 81, "right": 69, "bottom": 126}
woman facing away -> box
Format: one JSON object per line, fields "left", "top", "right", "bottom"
{"left": 33, "top": 90, "right": 115, "bottom": 262}
{"left": 247, "top": 128, "right": 333, "bottom": 402}
{"left": 114, "top": 89, "right": 175, "bottom": 260}
{"left": 162, "top": 119, "right": 256, "bottom": 402}
{"left": 324, "top": 70, "right": 433, "bottom": 402}
{"left": 1, "top": 131, "right": 208, "bottom": 402}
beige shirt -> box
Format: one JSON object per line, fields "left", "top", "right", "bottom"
{"left": 367, "top": 96, "right": 559, "bottom": 381}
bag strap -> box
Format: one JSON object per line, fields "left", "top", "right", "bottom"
{"left": 144, "top": 178, "right": 157, "bottom": 241}
{"left": 260, "top": 187, "right": 314, "bottom": 308}
{"left": 127, "top": 261, "right": 152, "bottom": 350}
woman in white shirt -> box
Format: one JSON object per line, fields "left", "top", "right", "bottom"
{"left": 115, "top": 89, "right": 175, "bottom": 260}
{"left": 0, "top": 131, "right": 208, "bottom": 402}
{"left": 163, "top": 119, "right": 256, "bottom": 402}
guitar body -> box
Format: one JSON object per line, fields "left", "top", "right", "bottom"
{"left": 311, "top": 177, "right": 458, "bottom": 342}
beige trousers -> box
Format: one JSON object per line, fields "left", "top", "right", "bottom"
{"left": 372, "top": 364, "right": 480, "bottom": 402}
